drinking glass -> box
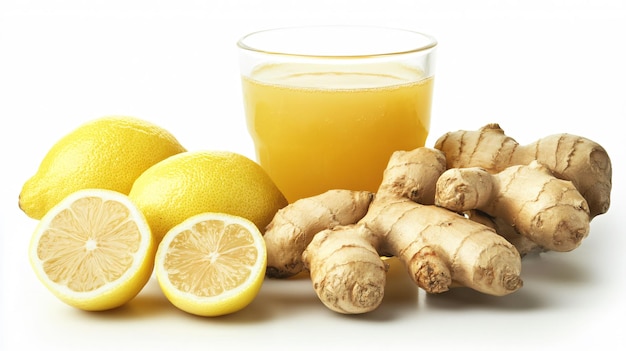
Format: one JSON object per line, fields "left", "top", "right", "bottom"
{"left": 238, "top": 25, "right": 437, "bottom": 203}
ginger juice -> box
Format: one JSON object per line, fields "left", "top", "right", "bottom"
{"left": 242, "top": 62, "right": 434, "bottom": 203}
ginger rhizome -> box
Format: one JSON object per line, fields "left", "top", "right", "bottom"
{"left": 434, "top": 123, "right": 611, "bottom": 255}
{"left": 357, "top": 148, "right": 522, "bottom": 299}
{"left": 434, "top": 123, "right": 612, "bottom": 218}
{"left": 265, "top": 147, "right": 523, "bottom": 314}
{"left": 303, "top": 224, "right": 386, "bottom": 314}
{"left": 263, "top": 124, "right": 612, "bottom": 314}
{"left": 264, "top": 189, "right": 374, "bottom": 278}
{"left": 435, "top": 161, "right": 590, "bottom": 252}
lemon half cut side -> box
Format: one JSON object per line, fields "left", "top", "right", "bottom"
{"left": 28, "top": 189, "right": 156, "bottom": 311}
{"left": 155, "top": 212, "right": 267, "bottom": 317}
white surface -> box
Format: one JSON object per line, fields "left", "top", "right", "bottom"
{"left": 1, "top": 1, "right": 625, "bottom": 350}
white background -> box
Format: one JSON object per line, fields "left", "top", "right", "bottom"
{"left": 1, "top": 0, "right": 624, "bottom": 349}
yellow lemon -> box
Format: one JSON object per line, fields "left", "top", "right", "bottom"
{"left": 128, "top": 150, "right": 287, "bottom": 243}
{"left": 28, "top": 189, "right": 155, "bottom": 311}
{"left": 155, "top": 212, "right": 266, "bottom": 316}
{"left": 19, "top": 116, "right": 186, "bottom": 219}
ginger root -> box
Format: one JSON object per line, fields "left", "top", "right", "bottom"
{"left": 435, "top": 161, "right": 590, "bottom": 252}
{"left": 264, "top": 189, "right": 373, "bottom": 278}
{"left": 266, "top": 147, "right": 523, "bottom": 314}
{"left": 434, "top": 123, "right": 612, "bottom": 218}
{"left": 263, "top": 124, "right": 612, "bottom": 314}
{"left": 357, "top": 148, "right": 522, "bottom": 297}
{"left": 303, "top": 224, "right": 386, "bottom": 314}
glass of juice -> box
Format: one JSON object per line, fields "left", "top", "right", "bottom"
{"left": 238, "top": 26, "right": 437, "bottom": 203}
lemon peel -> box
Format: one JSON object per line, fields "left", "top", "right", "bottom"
{"left": 129, "top": 150, "right": 287, "bottom": 243}
{"left": 19, "top": 116, "right": 186, "bottom": 219}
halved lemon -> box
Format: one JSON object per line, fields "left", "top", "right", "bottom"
{"left": 155, "top": 212, "right": 267, "bottom": 317}
{"left": 28, "top": 189, "right": 155, "bottom": 311}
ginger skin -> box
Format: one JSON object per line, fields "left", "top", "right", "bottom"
{"left": 359, "top": 148, "right": 522, "bottom": 297}
{"left": 303, "top": 224, "right": 386, "bottom": 314}
{"left": 264, "top": 189, "right": 374, "bottom": 278}
{"left": 293, "top": 148, "right": 523, "bottom": 314}
{"left": 435, "top": 161, "right": 590, "bottom": 252}
{"left": 362, "top": 197, "right": 523, "bottom": 297}
{"left": 468, "top": 210, "right": 545, "bottom": 257}
{"left": 434, "top": 123, "right": 612, "bottom": 218}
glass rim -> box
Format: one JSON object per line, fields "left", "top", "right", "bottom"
{"left": 237, "top": 25, "right": 437, "bottom": 59}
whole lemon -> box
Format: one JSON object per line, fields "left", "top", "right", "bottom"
{"left": 128, "top": 150, "right": 288, "bottom": 243}
{"left": 19, "top": 116, "right": 186, "bottom": 219}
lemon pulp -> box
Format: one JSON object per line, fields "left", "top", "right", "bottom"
{"left": 29, "top": 189, "right": 155, "bottom": 311}
{"left": 156, "top": 212, "right": 266, "bottom": 316}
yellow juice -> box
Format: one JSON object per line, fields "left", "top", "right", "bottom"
{"left": 241, "top": 62, "right": 433, "bottom": 203}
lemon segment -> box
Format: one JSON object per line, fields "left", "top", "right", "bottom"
{"left": 28, "top": 189, "right": 156, "bottom": 311}
{"left": 155, "top": 212, "right": 267, "bottom": 317}
{"left": 19, "top": 116, "right": 186, "bottom": 219}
